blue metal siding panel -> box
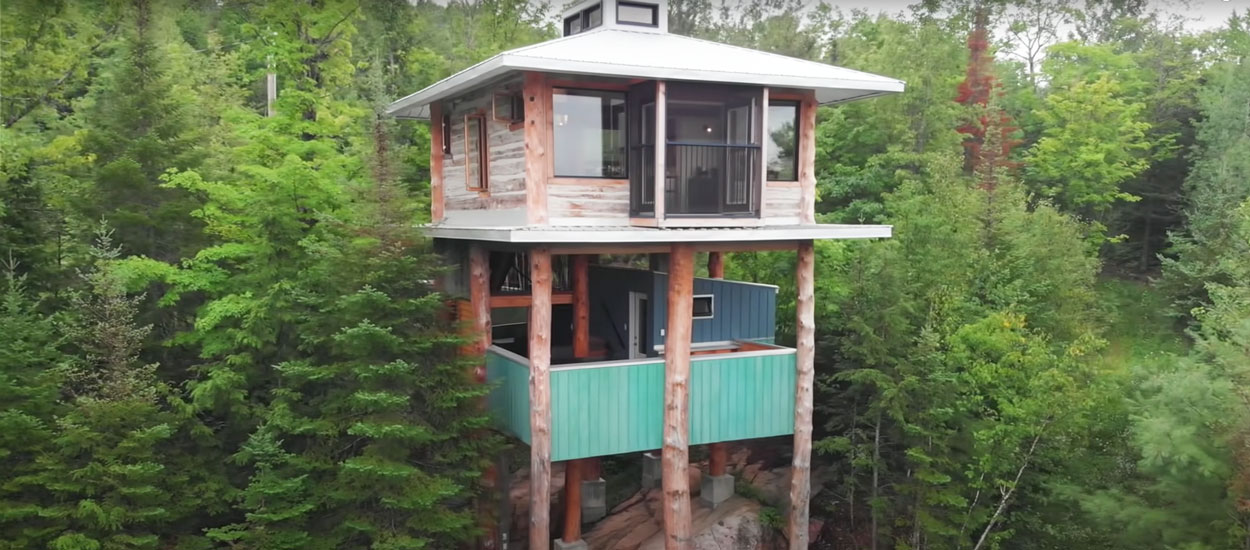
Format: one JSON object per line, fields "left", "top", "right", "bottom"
{"left": 653, "top": 275, "right": 778, "bottom": 345}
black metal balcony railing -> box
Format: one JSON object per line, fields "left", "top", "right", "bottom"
{"left": 665, "top": 143, "right": 759, "bottom": 217}
{"left": 629, "top": 143, "right": 761, "bottom": 218}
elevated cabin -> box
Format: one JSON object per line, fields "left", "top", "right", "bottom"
{"left": 386, "top": 1, "right": 902, "bottom": 548}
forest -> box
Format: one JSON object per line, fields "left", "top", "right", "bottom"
{"left": 1, "top": 0, "right": 1248, "bottom": 548}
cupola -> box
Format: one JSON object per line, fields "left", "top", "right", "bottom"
{"left": 561, "top": 0, "right": 669, "bottom": 36}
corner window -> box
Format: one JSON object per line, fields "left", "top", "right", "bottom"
{"left": 692, "top": 295, "right": 714, "bottom": 319}
{"left": 553, "top": 89, "right": 627, "bottom": 179}
{"left": 465, "top": 113, "right": 488, "bottom": 191}
{"left": 617, "top": 1, "right": 658, "bottom": 27}
{"left": 563, "top": 3, "right": 603, "bottom": 36}
{"left": 766, "top": 101, "right": 799, "bottom": 181}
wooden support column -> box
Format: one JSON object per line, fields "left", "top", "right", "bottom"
{"left": 562, "top": 459, "right": 584, "bottom": 543}
{"left": 654, "top": 81, "right": 667, "bottom": 224}
{"left": 788, "top": 240, "right": 816, "bottom": 549}
{"left": 429, "top": 102, "right": 445, "bottom": 223}
{"left": 529, "top": 247, "right": 553, "bottom": 550}
{"left": 798, "top": 92, "right": 818, "bottom": 225}
{"left": 572, "top": 255, "right": 590, "bottom": 359}
{"left": 468, "top": 244, "right": 500, "bottom": 549}
{"left": 663, "top": 243, "right": 695, "bottom": 550}
{"left": 706, "top": 251, "right": 727, "bottom": 477}
{"left": 523, "top": 72, "right": 550, "bottom": 225}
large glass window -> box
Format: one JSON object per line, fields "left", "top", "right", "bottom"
{"left": 553, "top": 89, "right": 627, "bottom": 178}
{"left": 766, "top": 101, "right": 798, "bottom": 181}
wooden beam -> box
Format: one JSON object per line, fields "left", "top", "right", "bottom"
{"left": 572, "top": 255, "right": 591, "bottom": 359}
{"left": 707, "top": 251, "right": 724, "bottom": 280}
{"left": 654, "top": 81, "right": 667, "bottom": 225}
{"left": 798, "top": 91, "right": 818, "bottom": 225}
{"left": 529, "top": 247, "right": 553, "bottom": 550}
{"left": 758, "top": 87, "right": 769, "bottom": 219}
{"left": 562, "top": 459, "right": 584, "bottom": 543}
{"left": 490, "top": 292, "right": 572, "bottom": 309}
{"left": 663, "top": 243, "right": 694, "bottom": 549}
{"left": 706, "top": 250, "right": 727, "bottom": 477}
{"left": 524, "top": 72, "right": 550, "bottom": 225}
{"left": 788, "top": 240, "right": 816, "bottom": 549}
{"left": 429, "top": 102, "right": 445, "bottom": 223}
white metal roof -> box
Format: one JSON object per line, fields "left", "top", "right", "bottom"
{"left": 386, "top": 27, "right": 905, "bottom": 119}
{"left": 422, "top": 223, "right": 892, "bottom": 243}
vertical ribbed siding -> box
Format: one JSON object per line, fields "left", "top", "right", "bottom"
{"left": 485, "top": 350, "right": 532, "bottom": 444}
{"left": 653, "top": 275, "right": 777, "bottom": 347}
{"left": 689, "top": 352, "right": 796, "bottom": 445}
{"left": 551, "top": 361, "right": 664, "bottom": 461}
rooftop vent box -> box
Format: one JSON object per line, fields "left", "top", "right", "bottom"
{"left": 562, "top": 0, "right": 669, "bottom": 36}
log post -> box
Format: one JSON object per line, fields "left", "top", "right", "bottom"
{"left": 529, "top": 247, "right": 553, "bottom": 550}
{"left": 562, "top": 459, "right": 583, "bottom": 543}
{"left": 706, "top": 251, "right": 727, "bottom": 477}
{"left": 524, "top": 72, "right": 550, "bottom": 225}
{"left": 663, "top": 243, "right": 695, "bottom": 549}
{"left": 468, "top": 244, "right": 498, "bottom": 549}
{"left": 798, "top": 92, "right": 818, "bottom": 225}
{"left": 429, "top": 102, "right": 445, "bottom": 223}
{"left": 572, "top": 255, "right": 590, "bottom": 359}
{"left": 788, "top": 240, "right": 816, "bottom": 549}
{"left": 654, "top": 81, "right": 667, "bottom": 224}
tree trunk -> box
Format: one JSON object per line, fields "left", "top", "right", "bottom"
{"left": 529, "top": 247, "right": 553, "bottom": 550}
{"left": 788, "top": 240, "right": 816, "bottom": 549}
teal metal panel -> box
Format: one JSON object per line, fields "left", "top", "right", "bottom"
{"left": 545, "top": 350, "right": 796, "bottom": 462}
{"left": 689, "top": 351, "right": 796, "bottom": 445}
{"left": 485, "top": 350, "right": 531, "bottom": 445}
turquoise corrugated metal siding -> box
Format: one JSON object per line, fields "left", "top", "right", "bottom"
{"left": 485, "top": 350, "right": 531, "bottom": 444}
{"left": 487, "top": 348, "right": 797, "bottom": 461}
{"left": 689, "top": 352, "right": 795, "bottom": 445}
{"left": 551, "top": 362, "right": 665, "bottom": 461}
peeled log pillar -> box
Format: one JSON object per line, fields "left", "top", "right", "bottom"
{"left": 788, "top": 240, "right": 815, "bottom": 549}
{"left": 529, "top": 247, "right": 553, "bottom": 550}
{"left": 706, "top": 251, "right": 728, "bottom": 477}
{"left": 663, "top": 243, "right": 695, "bottom": 550}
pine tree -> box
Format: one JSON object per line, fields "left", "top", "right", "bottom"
{"left": 0, "top": 267, "right": 69, "bottom": 549}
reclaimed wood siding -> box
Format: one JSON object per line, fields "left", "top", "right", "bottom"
{"left": 442, "top": 79, "right": 527, "bottom": 225}
{"left": 763, "top": 182, "right": 803, "bottom": 226}
{"left": 548, "top": 179, "right": 631, "bottom": 226}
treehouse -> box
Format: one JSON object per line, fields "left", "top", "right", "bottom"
{"left": 386, "top": 1, "right": 903, "bottom": 547}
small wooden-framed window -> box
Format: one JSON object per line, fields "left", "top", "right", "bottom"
{"left": 692, "top": 294, "right": 714, "bottom": 319}
{"left": 493, "top": 91, "right": 525, "bottom": 125}
{"left": 766, "top": 101, "right": 799, "bottom": 181}
{"left": 441, "top": 114, "right": 452, "bottom": 155}
{"left": 464, "top": 113, "right": 488, "bottom": 192}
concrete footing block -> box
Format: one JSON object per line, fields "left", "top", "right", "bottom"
{"left": 554, "top": 538, "right": 588, "bottom": 550}
{"left": 700, "top": 473, "right": 734, "bottom": 508}
{"left": 581, "top": 478, "right": 606, "bottom": 523}
{"left": 641, "top": 452, "right": 662, "bottom": 489}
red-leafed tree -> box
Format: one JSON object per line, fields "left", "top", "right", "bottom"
{"left": 956, "top": 7, "right": 1020, "bottom": 190}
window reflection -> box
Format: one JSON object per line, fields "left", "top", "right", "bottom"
{"left": 553, "top": 89, "right": 627, "bottom": 178}
{"left": 767, "top": 102, "right": 798, "bottom": 181}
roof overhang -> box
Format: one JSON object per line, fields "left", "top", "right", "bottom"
{"left": 387, "top": 28, "right": 905, "bottom": 119}
{"left": 422, "top": 224, "right": 893, "bottom": 244}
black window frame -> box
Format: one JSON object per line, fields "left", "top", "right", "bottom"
{"left": 552, "top": 87, "right": 629, "bottom": 180}
{"left": 563, "top": 3, "right": 603, "bottom": 36}
{"left": 692, "top": 295, "right": 714, "bottom": 319}
{"left": 766, "top": 100, "right": 800, "bottom": 182}
{"left": 616, "top": 1, "right": 659, "bottom": 27}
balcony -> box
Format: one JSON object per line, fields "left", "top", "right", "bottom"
{"left": 485, "top": 341, "right": 796, "bottom": 461}
{"left": 628, "top": 82, "right": 766, "bottom": 225}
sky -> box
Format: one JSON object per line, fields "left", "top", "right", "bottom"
{"left": 814, "top": 0, "right": 1245, "bottom": 30}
